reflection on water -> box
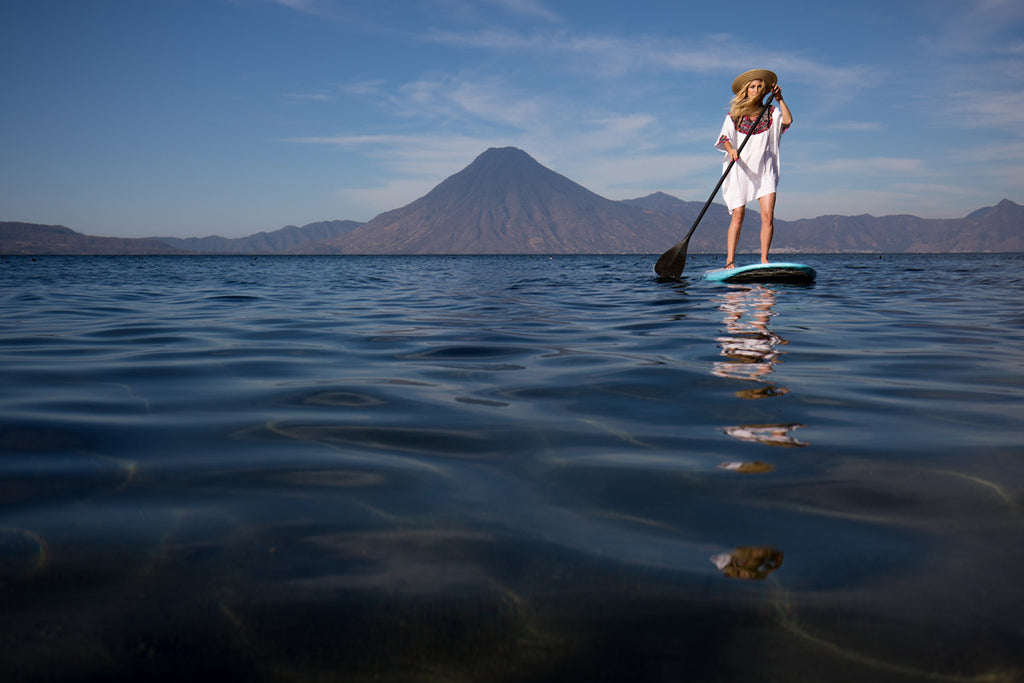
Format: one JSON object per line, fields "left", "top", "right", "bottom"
{"left": 709, "top": 285, "right": 798, "bottom": 577}
{"left": 713, "top": 285, "right": 809, "bottom": 465}
{"left": 717, "top": 460, "right": 775, "bottom": 474}
{"left": 724, "top": 422, "right": 809, "bottom": 447}
{"left": 711, "top": 546, "right": 785, "bottom": 580}
{"left": 712, "top": 285, "right": 787, "bottom": 394}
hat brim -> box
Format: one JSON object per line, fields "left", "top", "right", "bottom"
{"left": 732, "top": 69, "right": 777, "bottom": 95}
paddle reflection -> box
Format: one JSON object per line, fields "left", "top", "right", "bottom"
{"left": 711, "top": 285, "right": 787, "bottom": 396}
{"left": 716, "top": 460, "right": 775, "bottom": 474}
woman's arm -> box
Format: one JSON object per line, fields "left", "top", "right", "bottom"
{"left": 721, "top": 137, "right": 739, "bottom": 161}
{"left": 715, "top": 117, "right": 739, "bottom": 161}
{"left": 773, "top": 84, "right": 793, "bottom": 126}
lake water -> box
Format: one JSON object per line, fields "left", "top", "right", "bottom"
{"left": 1, "top": 253, "right": 1022, "bottom": 682}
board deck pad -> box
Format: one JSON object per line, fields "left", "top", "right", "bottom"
{"left": 703, "top": 262, "right": 816, "bottom": 284}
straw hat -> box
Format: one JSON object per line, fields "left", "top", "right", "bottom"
{"left": 731, "top": 69, "right": 777, "bottom": 95}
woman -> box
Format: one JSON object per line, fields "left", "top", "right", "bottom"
{"left": 714, "top": 69, "right": 793, "bottom": 268}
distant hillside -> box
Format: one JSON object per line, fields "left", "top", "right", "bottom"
{"left": 621, "top": 193, "right": 1024, "bottom": 254}
{"left": 158, "top": 219, "right": 362, "bottom": 254}
{"left": 0, "top": 222, "right": 189, "bottom": 255}
{"left": 3, "top": 148, "right": 1022, "bottom": 255}
{"left": 773, "top": 199, "right": 1024, "bottom": 253}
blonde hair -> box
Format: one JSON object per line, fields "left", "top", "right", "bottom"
{"left": 729, "top": 79, "right": 767, "bottom": 120}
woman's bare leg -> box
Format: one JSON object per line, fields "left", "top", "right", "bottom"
{"left": 726, "top": 206, "right": 745, "bottom": 268}
{"left": 758, "top": 193, "right": 776, "bottom": 263}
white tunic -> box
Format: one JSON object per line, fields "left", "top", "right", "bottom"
{"left": 714, "top": 106, "right": 786, "bottom": 212}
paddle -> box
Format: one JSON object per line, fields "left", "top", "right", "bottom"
{"left": 654, "top": 91, "right": 776, "bottom": 279}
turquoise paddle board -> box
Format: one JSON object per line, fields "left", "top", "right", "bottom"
{"left": 704, "top": 262, "right": 816, "bottom": 284}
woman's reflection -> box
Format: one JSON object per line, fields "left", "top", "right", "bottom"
{"left": 724, "top": 423, "right": 808, "bottom": 447}
{"left": 711, "top": 546, "right": 784, "bottom": 580}
{"left": 713, "top": 285, "right": 809, "bottom": 452}
{"left": 711, "top": 285, "right": 787, "bottom": 396}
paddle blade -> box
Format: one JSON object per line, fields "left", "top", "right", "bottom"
{"left": 654, "top": 238, "right": 689, "bottom": 279}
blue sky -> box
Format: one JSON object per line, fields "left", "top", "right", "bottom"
{"left": 2, "top": 0, "right": 1022, "bottom": 238}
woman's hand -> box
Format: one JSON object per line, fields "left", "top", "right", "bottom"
{"left": 772, "top": 83, "right": 783, "bottom": 101}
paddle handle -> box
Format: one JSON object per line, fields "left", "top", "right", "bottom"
{"left": 680, "top": 91, "right": 776, "bottom": 244}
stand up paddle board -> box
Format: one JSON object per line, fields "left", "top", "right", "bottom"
{"left": 704, "top": 262, "right": 816, "bottom": 284}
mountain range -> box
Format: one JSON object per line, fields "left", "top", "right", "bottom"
{"left": 3, "top": 147, "right": 1022, "bottom": 255}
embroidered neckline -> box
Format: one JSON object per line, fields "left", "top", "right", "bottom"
{"left": 735, "top": 108, "right": 773, "bottom": 135}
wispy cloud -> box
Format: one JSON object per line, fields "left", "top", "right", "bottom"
{"left": 284, "top": 91, "right": 333, "bottom": 102}
{"left": 289, "top": 133, "right": 499, "bottom": 175}
{"left": 919, "top": 0, "right": 1024, "bottom": 54}
{"left": 817, "top": 121, "right": 884, "bottom": 132}
{"left": 392, "top": 74, "right": 551, "bottom": 131}
{"left": 800, "top": 157, "right": 927, "bottom": 175}
{"left": 339, "top": 80, "right": 388, "bottom": 96}
{"left": 290, "top": 132, "right": 485, "bottom": 151}
{"left": 421, "top": 27, "right": 877, "bottom": 93}
{"left": 270, "top": 0, "right": 322, "bottom": 15}
{"left": 482, "top": 0, "right": 561, "bottom": 23}
{"left": 942, "top": 89, "right": 1024, "bottom": 129}
{"left": 909, "top": 0, "right": 1024, "bottom": 132}
{"left": 954, "top": 140, "right": 1024, "bottom": 164}
{"left": 421, "top": 28, "right": 555, "bottom": 52}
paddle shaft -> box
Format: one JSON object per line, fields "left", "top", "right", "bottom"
{"left": 654, "top": 91, "right": 775, "bottom": 278}
{"left": 684, "top": 91, "right": 775, "bottom": 244}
